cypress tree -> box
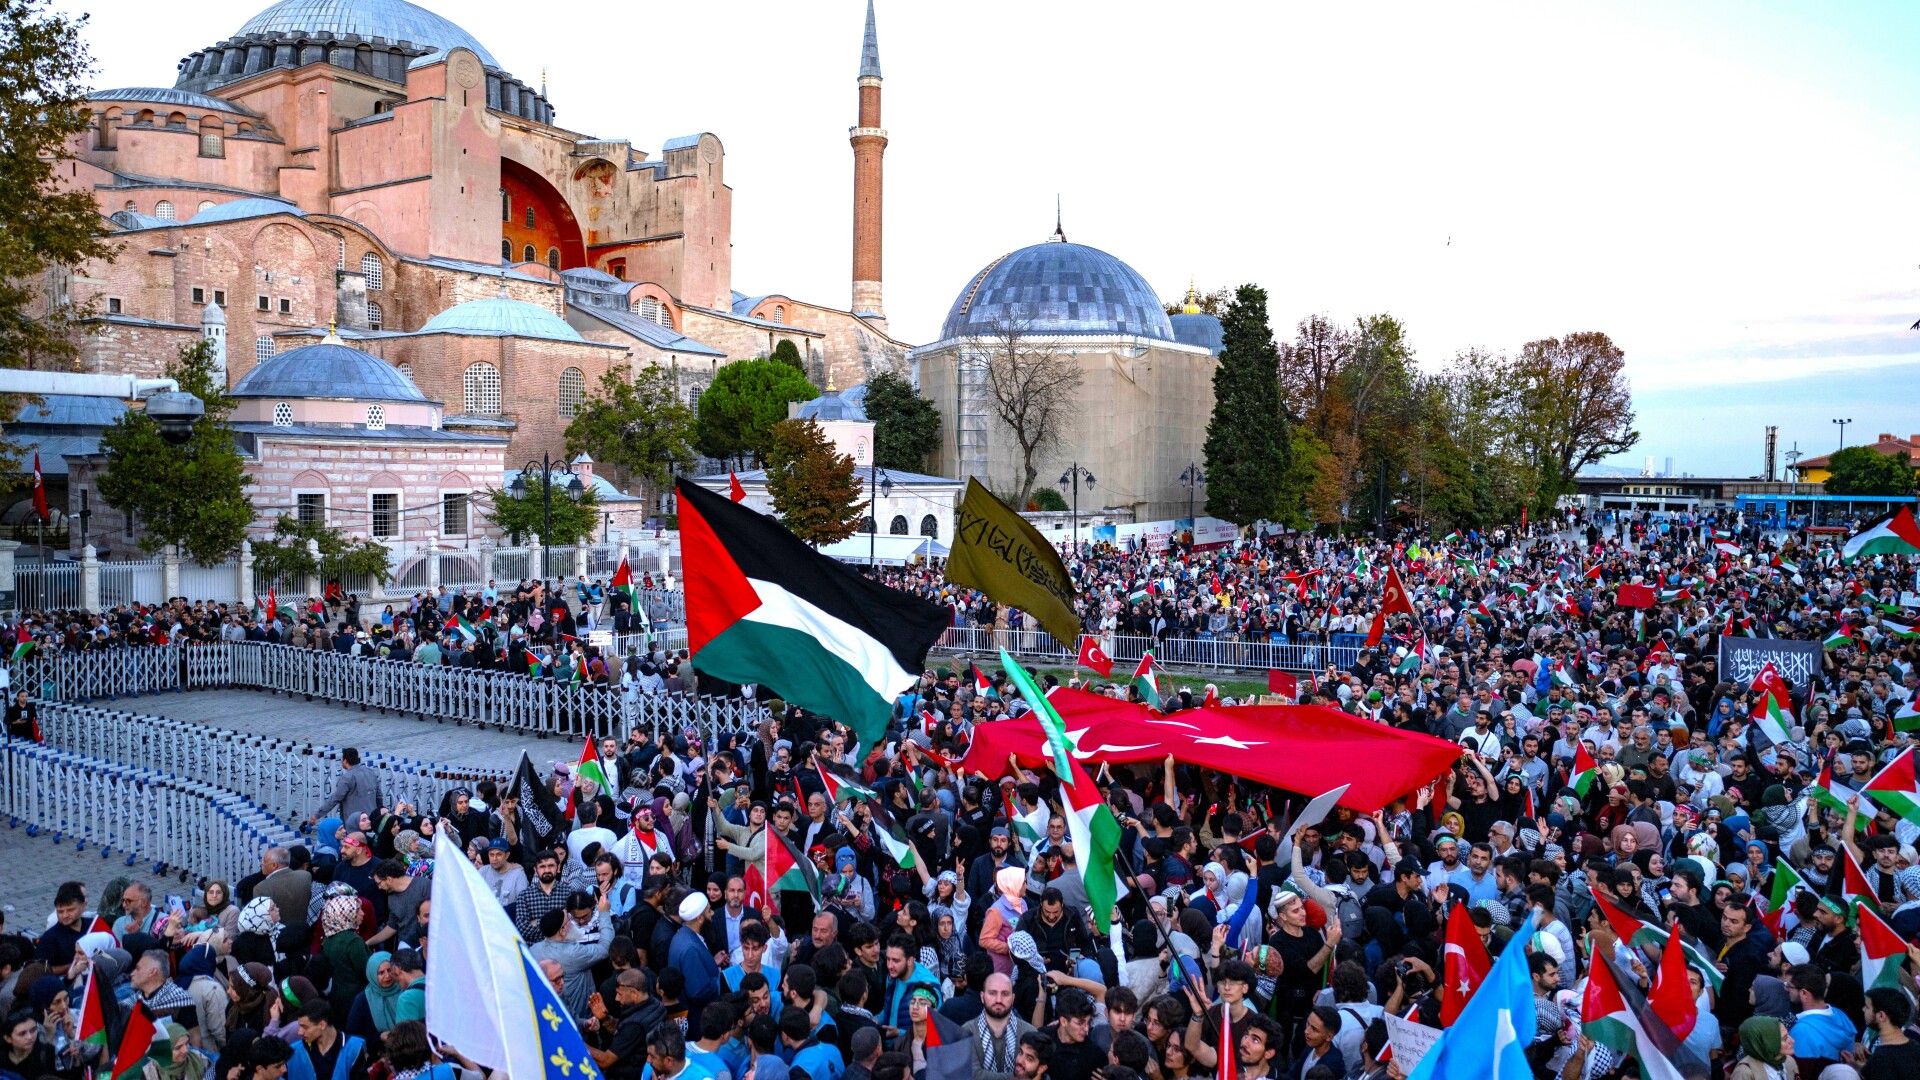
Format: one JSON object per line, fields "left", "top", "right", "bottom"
{"left": 1201, "top": 285, "right": 1292, "bottom": 524}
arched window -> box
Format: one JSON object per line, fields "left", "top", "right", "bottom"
{"left": 522, "top": 244, "right": 536, "bottom": 264}
{"left": 134, "top": 109, "right": 154, "bottom": 126}
{"left": 95, "top": 109, "right": 117, "bottom": 149}
{"left": 502, "top": 239, "right": 513, "bottom": 262}
{"left": 166, "top": 112, "right": 187, "bottom": 129}
{"left": 154, "top": 200, "right": 175, "bottom": 221}
{"left": 771, "top": 306, "right": 785, "bottom": 324}
{"left": 365, "top": 300, "right": 382, "bottom": 329}
{"left": 273, "top": 402, "right": 293, "bottom": 426}
{"left": 366, "top": 404, "right": 385, "bottom": 430}
{"left": 501, "top": 190, "right": 510, "bottom": 222}
{"left": 859, "top": 516, "right": 876, "bottom": 534}
{"left": 395, "top": 361, "right": 413, "bottom": 384}
{"left": 463, "top": 362, "right": 501, "bottom": 415}
{"left": 123, "top": 200, "right": 135, "bottom": 211}
{"left": 199, "top": 118, "right": 224, "bottom": 158}
{"left": 524, "top": 207, "right": 536, "bottom": 229}
{"left": 546, "top": 248, "right": 560, "bottom": 271}
{"left": 558, "top": 367, "right": 585, "bottom": 418}
{"left": 889, "top": 516, "right": 909, "bottom": 535}
{"left": 199, "top": 200, "right": 216, "bottom": 214}
{"left": 255, "top": 337, "right": 273, "bottom": 363}
{"left": 920, "top": 515, "right": 939, "bottom": 539}
{"left": 360, "top": 253, "right": 383, "bottom": 290}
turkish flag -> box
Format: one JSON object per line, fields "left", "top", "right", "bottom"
{"left": 1077, "top": 635, "right": 1114, "bottom": 676}
{"left": 1267, "top": 669, "right": 1298, "bottom": 699}
{"left": 1648, "top": 918, "right": 1698, "bottom": 1038}
{"left": 1616, "top": 583, "right": 1656, "bottom": 609}
{"left": 728, "top": 472, "right": 746, "bottom": 502}
{"left": 1439, "top": 901, "right": 1493, "bottom": 1024}
{"left": 1364, "top": 565, "right": 1416, "bottom": 647}
{"left": 30, "top": 453, "right": 47, "bottom": 521}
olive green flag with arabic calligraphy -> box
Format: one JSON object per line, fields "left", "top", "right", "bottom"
{"left": 944, "top": 478, "right": 1083, "bottom": 649}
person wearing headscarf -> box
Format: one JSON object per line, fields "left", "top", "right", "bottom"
{"left": 139, "top": 1020, "right": 212, "bottom": 1080}
{"left": 1748, "top": 975, "right": 1795, "bottom": 1022}
{"left": 824, "top": 847, "right": 876, "bottom": 923}
{"left": 346, "top": 952, "right": 403, "bottom": 1039}
{"left": 223, "top": 960, "right": 276, "bottom": 1036}
{"left": 233, "top": 897, "right": 288, "bottom": 977}
{"left": 318, "top": 892, "right": 371, "bottom": 1020}
{"left": 199, "top": 880, "right": 241, "bottom": 940}
{"left": 264, "top": 977, "right": 319, "bottom": 1043}
{"left": 1124, "top": 919, "right": 1167, "bottom": 1002}
{"left": 978, "top": 866, "right": 1028, "bottom": 977}
{"left": 1729, "top": 1016, "right": 1796, "bottom": 1080}
{"left": 177, "top": 944, "right": 230, "bottom": 1054}
{"left": 28, "top": 974, "right": 95, "bottom": 1073}
{"left": 311, "top": 817, "right": 344, "bottom": 859}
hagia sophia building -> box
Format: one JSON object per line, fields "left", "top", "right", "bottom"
{"left": 31, "top": 0, "right": 1226, "bottom": 559}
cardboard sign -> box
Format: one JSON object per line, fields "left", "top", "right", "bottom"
{"left": 1384, "top": 1012, "right": 1441, "bottom": 1071}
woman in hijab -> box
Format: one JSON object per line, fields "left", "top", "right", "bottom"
{"left": 311, "top": 817, "right": 344, "bottom": 860}
{"left": 1748, "top": 975, "right": 1795, "bottom": 1022}
{"left": 1124, "top": 919, "right": 1167, "bottom": 1002}
{"left": 177, "top": 945, "right": 230, "bottom": 1054}
{"left": 223, "top": 961, "right": 276, "bottom": 1036}
{"left": 199, "top": 880, "right": 240, "bottom": 940}
{"left": 233, "top": 898, "right": 287, "bottom": 976}
{"left": 346, "top": 952, "right": 403, "bottom": 1040}
{"left": 1728, "top": 1016, "right": 1796, "bottom": 1080}
{"left": 318, "top": 892, "right": 370, "bottom": 1020}
{"left": 28, "top": 974, "right": 92, "bottom": 1073}
{"left": 139, "top": 1020, "right": 212, "bottom": 1080}
{"left": 978, "top": 866, "right": 1028, "bottom": 977}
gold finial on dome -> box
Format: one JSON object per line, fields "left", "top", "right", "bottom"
{"left": 826, "top": 369, "right": 838, "bottom": 393}
{"left": 1181, "top": 277, "right": 1202, "bottom": 316}
{"left": 323, "top": 318, "right": 341, "bottom": 344}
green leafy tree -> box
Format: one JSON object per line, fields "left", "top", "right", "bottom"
{"left": 481, "top": 479, "right": 602, "bottom": 546}
{"left": 1202, "top": 285, "right": 1293, "bottom": 525}
{"left": 564, "top": 365, "right": 696, "bottom": 507}
{"left": 96, "top": 341, "right": 253, "bottom": 562}
{"left": 0, "top": 1, "right": 118, "bottom": 484}
{"left": 764, "top": 418, "right": 865, "bottom": 546}
{"left": 768, "top": 339, "right": 807, "bottom": 375}
{"left": 1823, "top": 447, "right": 1917, "bottom": 496}
{"left": 695, "top": 359, "right": 820, "bottom": 466}
{"left": 250, "top": 515, "right": 393, "bottom": 586}
{"left": 863, "top": 371, "right": 940, "bottom": 471}
{"left": 1029, "top": 487, "right": 1067, "bottom": 512}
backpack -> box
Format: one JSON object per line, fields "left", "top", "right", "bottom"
{"left": 1329, "top": 888, "right": 1366, "bottom": 944}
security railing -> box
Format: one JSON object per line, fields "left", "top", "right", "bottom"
{"left": 0, "top": 740, "right": 300, "bottom": 885}
{"left": 932, "top": 626, "right": 1359, "bottom": 675}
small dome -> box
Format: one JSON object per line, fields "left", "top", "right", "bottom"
{"left": 231, "top": 340, "right": 425, "bottom": 402}
{"left": 795, "top": 388, "right": 866, "bottom": 422}
{"left": 232, "top": 0, "right": 499, "bottom": 68}
{"left": 1169, "top": 312, "right": 1224, "bottom": 356}
{"left": 940, "top": 241, "right": 1175, "bottom": 343}
{"left": 420, "top": 297, "right": 585, "bottom": 343}
{"left": 189, "top": 197, "right": 305, "bottom": 224}
{"left": 89, "top": 87, "right": 259, "bottom": 115}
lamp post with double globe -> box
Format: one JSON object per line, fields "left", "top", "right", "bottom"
{"left": 510, "top": 452, "right": 583, "bottom": 585}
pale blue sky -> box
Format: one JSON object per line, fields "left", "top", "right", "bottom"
{"left": 61, "top": 1, "right": 1920, "bottom": 475}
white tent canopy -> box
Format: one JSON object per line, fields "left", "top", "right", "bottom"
{"left": 818, "top": 533, "right": 949, "bottom": 565}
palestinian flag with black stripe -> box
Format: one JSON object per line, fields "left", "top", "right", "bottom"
{"left": 677, "top": 478, "right": 949, "bottom": 754}
{"left": 1842, "top": 506, "right": 1920, "bottom": 561}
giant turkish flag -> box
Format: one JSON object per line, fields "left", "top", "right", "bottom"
{"left": 960, "top": 688, "right": 1461, "bottom": 813}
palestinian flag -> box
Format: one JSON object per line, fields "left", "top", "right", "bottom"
{"left": 1003, "top": 649, "right": 1077, "bottom": 778}
{"left": 864, "top": 792, "right": 920, "bottom": 871}
{"left": 611, "top": 554, "right": 641, "bottom": 616}
{"left": 1880, "top": 616, "right": 1920, "bottom": 639}
{"left": 1570, "top": 743, "right": 1600, "bottom": 798}
{"left": 566, "top": 734, "right": 614, "bottom": 817}
{"left": 444, "top": 613, "right": 479, "bottom": 642}
{"left": 1766, "top": 858, "right": 1804, "bottom": 914}
{"left": 1893, "top": 697, "right": 1920, "bottom": 734}
{"left": 1807, "top": 761, "right": 1854, "bottom": 817}
{"left": 676, "top": 478, "right": 948, "bottom": 754}
{"left": 1011, "top": 799, "right": 1051, "bottom": 858}
{"left": 968, "top": 661, "right": 1000, "bottom": 701}
{"left": 745, "top": 826, "right": 820, "bottom": 908}
{"left": 1841, "top": 506, "right": 1920, "bottom": 561}
{"left": 1658, "top": 586, "right": 1693, "bottom": 604}
{"left": 1857, "top": 901, "right": 1909, "bottom": 990}
{"left": 1442, "top": 530, "right": 1461, "bottom": 543}
{"left": 1824, "top": 624, "right": 1856, "bottom": 650}
{"left": 1863, "top": 746, "right": 1920, "bottom": 827}
{"left": 1590, "top": 889, "right": 1723, "bottom": 993}
{"left": 1473, "top": 599, "right": 1497, "bottom": 623}
{"left": 524, "top": 650, "right": 545, "bottom": 678}
{"left": 814, "top": 757, "right": 878, "bottom": 805}
{"left": 1509, "top": 582, "right": 1534, "bottom": 597}
{"left": 1582, "top": 946, "right": 1688, "bottom": 1080}
{"left": 1841, "top": 845, "right": 1879, "bottom": 914}
{"left": 1132, "top": 652, "right": 1162, "bottom": 711}
{"left": 1552, "top": 659, "right": 1576, "bottom": 687}
{"left": 8, "top": 640, "right": 34, "bottom": 662}
{"left": 77, "top": 968, "right": 109, "bottom": 1051}
{"left": 1127, "top": 582, "right": 1156, "bottom": 605}
{"left": 1394, "top": 641, "right": 1423, "bottom": 676}
{"left": 109, "top": 1002, "right": 157, "bottom": 1080}
{"left": 1748, "top": 662, "right": 1794, "bottom": 746}
{"left": 1059, "top": 756, "right": 1122, "bottom": 933}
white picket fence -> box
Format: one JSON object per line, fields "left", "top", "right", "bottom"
{"left": 0, "top": 740, "right": 300, "bottom": 885}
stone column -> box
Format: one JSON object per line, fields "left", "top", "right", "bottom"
{"left": 0, "top": 540, "right": 19, "bottom": 610}
{"left": 304, "top": 539, "right": 323, "bottom": 602}
{"left": 573, "top": 544, "right": 588, "bottom": 581}
{"left": 80, "top": 544, "right": 101, "bottom": 611}
{"left": 237, "top": 539, "right": 254, "bottom": 604}
{"left": 477, "top": 541, "right": 494, "bottom": 589}
{"left": 161, "top": 544, "right": 181, "bottom": 600}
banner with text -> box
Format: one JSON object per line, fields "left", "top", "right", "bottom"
{"left": 1718, "top": 635, "right": 1823, "bottom": 691}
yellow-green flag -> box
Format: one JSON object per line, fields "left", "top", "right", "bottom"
{"left": 944, "top": 478, "right": 1083, "bottom": 649}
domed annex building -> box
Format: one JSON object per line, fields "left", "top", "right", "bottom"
{"left": 910, "top": 233, "right": 1223, "bottom": 522}
{"left": 47, "top": 0, "right": 911, "bottom": 489}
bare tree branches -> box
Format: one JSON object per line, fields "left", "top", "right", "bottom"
{"left": 981, "top": 316, "right": 1082, "bottom": 508}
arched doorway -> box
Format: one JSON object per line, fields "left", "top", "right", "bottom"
{"left": 499, "top": 158, "right": 586, "bottom": 270}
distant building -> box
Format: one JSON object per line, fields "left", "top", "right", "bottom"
{"left": 1790, "top": 432, "right": 1920, "bottom": 484}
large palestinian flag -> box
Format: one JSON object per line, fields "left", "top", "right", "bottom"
{"left": 1863, "top": 746, "right": 1920, "bottom": 827}
{"left": 1582, "top": 948, "right": 1688, "bottom": 1080}
{"left": 676, "top": 478, "right": 949, "bottom": 753}
{"left": 1842, "top": 506, "right": 1920, "bottom": 561}
{"left": 742, "top": 826, "right": 820, "bottom": 911}
{"left": 1857, "top": 901, "right": 1909, "bottom": 990}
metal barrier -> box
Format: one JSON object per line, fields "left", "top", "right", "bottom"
{"left": 933, "top": 626, "right": 1359, "bottom": 675}
{"left": 1, "top": 740, "right": 300, "bottom": 886}
{"left": 637, "top": 588, "right": 685, "bottom": 622}
{"left": 32, "top": 700, "right": 511, "bottom": 827}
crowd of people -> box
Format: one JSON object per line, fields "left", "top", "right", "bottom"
{"left": 2, "top": 506, "right": 1919, "bottom": 1080}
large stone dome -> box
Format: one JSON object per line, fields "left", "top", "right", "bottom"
{"left": 231, "top": 340, "right": 425, "bottom": 402}
{"left": 939, "top": 240, "right": 1175, "bottom": 343}
{"left": 232, "top": 0, "right": 498, "bottom": 67}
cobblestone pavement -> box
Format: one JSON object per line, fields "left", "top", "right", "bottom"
{"left": 3, "top": 687, "right": 591, "bottom": 921}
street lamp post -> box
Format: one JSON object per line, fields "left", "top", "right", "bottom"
{"left": 1057, "top": 464, "right": 1096, "bottom": 553}
{"left": 1832, "top": 417, "right": 1852, "bottom": 453}
{"left": 869, "top": 464, "right": 893, "bottom": 568}
{"left": 510, "top": 452, "right": 583, "bottom": 586}
{"left": 1178, "top": 464, "right": 1205, "bottom": 533}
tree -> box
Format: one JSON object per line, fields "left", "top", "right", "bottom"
{"left": 863, "top": 371, "right": 940, "bottom": 471}
{"left": 0, "top": 0, "right": 118, "bottom": 483}
{"left": 763, "top": 418, "right": 865, "bottom": 546}
{"left": 768, "top": 339, "right": 807, "bottom": 375}
{"left": 564, "top": 365, "right": 696, "bottom": 507}
{"left": 1029, "top": 487, "right": 1067, "bottom": 512}
{"left": 1162, "top": 285, "right": 1234, "bottom": 317}
{"left": 695, "top": 359, "right": 819, "bottom": 466}
{"left": 1510, "top": 332, "right": 1638, "bottom": 489}
{"left": 1202, "top": 285, "right": 1293, "bottom": 525}
{"left": 96, "top": 341, "right": 253, "bottom": 562}
{"left": 250, "top": 515, "right": 393, "bottom": 586}
{"left": 1824, "top": 447, "right": 1917, "bottom": 496}
{"left": 981, "top": 317, "right": 1082, "bottom": 508}
{"left": 480, "top": 480, "right": 602, "bottom": 546}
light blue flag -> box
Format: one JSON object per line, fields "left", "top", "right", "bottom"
{"left": 426, "top": 829, "right": 601, "bottom": 1079}
{"left": 1404, "top": 913, "right": 1538, "bottom": 1080}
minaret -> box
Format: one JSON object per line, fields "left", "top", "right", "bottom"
{"left": 849, "top": 0, "right": 887, "bottom": 326}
